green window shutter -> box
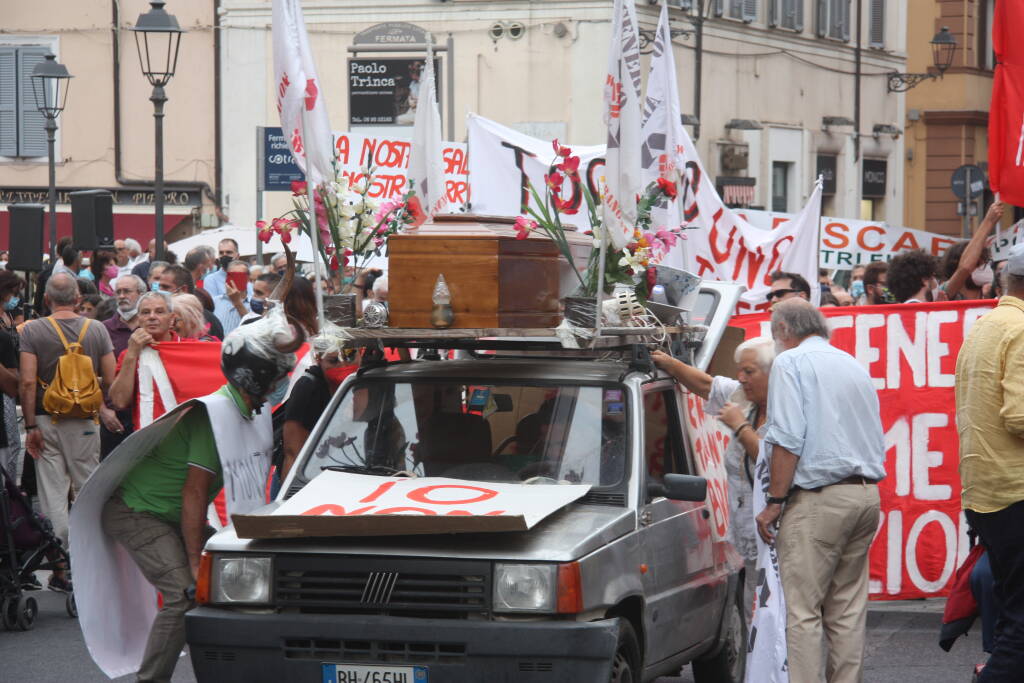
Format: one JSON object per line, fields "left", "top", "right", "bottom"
{"left": 0, "top": 47, "right": 17, "bottom": 157}
{"left": 17, "top": 47, "right": 49, "bottom": 158}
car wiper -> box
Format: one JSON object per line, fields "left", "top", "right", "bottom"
{"left": 321, "top": 464, "right": 402, "bottom": 476}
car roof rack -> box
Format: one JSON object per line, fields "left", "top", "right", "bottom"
{"left": 342, "top": 326, "right": 699, "bottom": 353}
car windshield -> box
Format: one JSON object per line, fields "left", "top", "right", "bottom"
{"left": 297, "top": 381, "right": 628, "bottom": 488}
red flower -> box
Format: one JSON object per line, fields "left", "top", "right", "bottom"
{"left": 556, "top": 155, "right": 580, "bottom": 177}
{"left": 646, "top": 266, "right": 658, "bottom": 292}
{"left": 514, "top": 216, "right": 537, "bottom": 240}
{"left": 552, "top": 139, "right": 571, "bottom": 158}
{"left": 545, "top": 171, "right": 564, "bottom": 191}
{"left": 551, "top": 196, "right": 579, "bottom": 215}
{"left": 406, "top": 195, "right": 428, "bottom": 227}
{"left": 256, "top": 220, "right": 274, "bottom": 244}
{"left": 329, "top": 255, "right": 340, "bottom": 271}
{"left": 657, "top": 177, "right": 678, "bottom": 199}
{"left": 290, "top": 180, "right": 307, "bottom": 196}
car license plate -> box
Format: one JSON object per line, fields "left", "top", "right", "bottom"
{"left": 321, "top": 663, "right": 428, "bottom": 683}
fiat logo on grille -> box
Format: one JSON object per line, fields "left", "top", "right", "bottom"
{"left": 361, "top": 571, "right": 400, "bottom": 606}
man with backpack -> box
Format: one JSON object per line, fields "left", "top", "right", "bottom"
{"left": 19, "top": 273, "right": 116, "bottom": 573}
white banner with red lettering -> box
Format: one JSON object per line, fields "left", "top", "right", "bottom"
{"left": 272, "top": 0, "right": 334, "bottom": 185}
{"left": 467, "top": 113, "right": 823, "bottom": 309}
{"left": 731, "top": 299, "right": 996, "bottom": 600}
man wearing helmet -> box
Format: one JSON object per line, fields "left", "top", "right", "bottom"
{"left": 96, "top": 307, "right": 303, "bottom": 683}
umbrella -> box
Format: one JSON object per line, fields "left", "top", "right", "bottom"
{"left": 167, "top": 225, "right": 316, "bottom": 262}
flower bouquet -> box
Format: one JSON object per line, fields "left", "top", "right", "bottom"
{"left": 258, "top": 166, "right": 427, "bottom": 278}
{"left": 515, "top": 140, "right": 693, "bottom": 307}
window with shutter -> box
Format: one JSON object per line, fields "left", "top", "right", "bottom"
{"left": 817, "top": 0, "right": 850, "bottom": 41}
{"left": 728, "top": 0, "right": 743, "bottom": 19}
{"left": 16, "top": 47, "right": 48, "bottom": 158}
{"left": 772, "top": 0, "right": 804, "bottom": 30}
{"left": 816, "top": 0, "right": 828, "bottom": 37}
{"left": 0, "top": 48, "right": 17, "bottom": 157}
{"left": 868, "top": 0, "right": 884, "bottom": 47}
{"left": 742, "top": 0, "right": 757, "bottom": 22}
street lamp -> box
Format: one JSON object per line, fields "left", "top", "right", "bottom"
{"left": 887, "top": 27, "right": 958, "bottom": 92}
{"left": 31, "top": 54, "right": 72, "bottom": 261}
{"left": 130, "top": 0, "right": 184, "bottom": 262}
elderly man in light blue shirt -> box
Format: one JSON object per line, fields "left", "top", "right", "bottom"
{"left": 756, "top": 298, "right": 885, "bottom": 683}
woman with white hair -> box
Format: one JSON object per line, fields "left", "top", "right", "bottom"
{"left": 171, "top": 293, "right": 217, "bottom": 341}
{"left": 652, "top": 338, "right": 776, "bottom": 621}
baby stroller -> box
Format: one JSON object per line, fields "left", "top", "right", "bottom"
{"left": 0, "top": 466, "right": 75, "bottom": 630}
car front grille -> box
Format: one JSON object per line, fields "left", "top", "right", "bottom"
{"left": 274, "top": 555, "right": 491, "bottom": 618}
{"left": 283, "top": 637, "right": 467, "bottom": 663}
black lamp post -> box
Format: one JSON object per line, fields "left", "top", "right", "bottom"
{"left": 130, "top": 0, "right": 184, "bottom": 262}
{"left": 887, "top": 27, "right": 958, "bottom": 92}
{"left": 31, "top": 54, "right": 72, "bottom": 261}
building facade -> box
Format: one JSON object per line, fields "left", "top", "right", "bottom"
{"left": 903, "top": 0, "right": 1003, "bottom": 238}
{"left": 0, "top": 0, "right": 220, "bottom": 255}
{"left": 220, "top": 0, "right": 908, "bottom": 231}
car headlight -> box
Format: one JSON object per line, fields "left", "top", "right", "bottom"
{"left": 211, "top": 556, "right": 272, "bottom": 605}
{"left": 493, "top": 563, "right": 556, "bottom": 613}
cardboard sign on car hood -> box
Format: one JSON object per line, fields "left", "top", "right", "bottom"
{"left": 232, "top": 471, "right": 592, "bottom": 539}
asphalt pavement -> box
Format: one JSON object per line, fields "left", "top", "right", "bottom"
{"left": 0, "top": 588, "right": 984, "bottom": 683}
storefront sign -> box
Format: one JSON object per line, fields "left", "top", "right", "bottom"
{"left": 258, "top": 127, "right": 305, "bottom": 191}
{"left": 863, "top": 158, "right": 888, "bottom": 198}
{"left": 732, "top": 300, "right": 996, "bottom": 600}
{"left": 817, "top": 154, "right": 837, "bottom": 195}
{"left": 0, "top": 187, "right": 200, "bottom": 207}
{"left": 348, "top": 58, "right": 440, "bottom": 126}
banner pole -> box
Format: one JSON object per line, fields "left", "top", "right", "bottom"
{"left": 594, "top": 228, "right": 607, "bottom": 343}
{"left": 301, "top": 109, "right": 327, "bottom": 331}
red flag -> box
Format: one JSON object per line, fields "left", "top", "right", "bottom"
{"left": 988, "top": 0, "right": 1024, "bottom": 206}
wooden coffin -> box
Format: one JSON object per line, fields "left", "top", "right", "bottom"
{"left": 388, "top": 215, "right": 590, "bottom": 329}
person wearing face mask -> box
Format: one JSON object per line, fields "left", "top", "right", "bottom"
{"left": 248, "top": 272, "right": 281, "bottom": 319}
{"left": 203, "top": 239, "right": 252, "bottom": 300}
{"left": 212, "top": 260, "right": 254, "bottom": 335}
{"left": 887, "top": 249, "right": 941, "bottom": 304}
{"left": 281, "top": 326, "right": 360, "bottom": 483}
{"left": 939, "top": 202, "right": 1005, "bottom": 301}
{"left": 98, "top": 275, "right": 148, "bottom": 458}
{"left": 0, "top": 271, "right": 25, "bottom": 485}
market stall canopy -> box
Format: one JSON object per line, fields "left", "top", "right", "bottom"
{"left": 168, "top": 225, "right": 315, "bottom": 262}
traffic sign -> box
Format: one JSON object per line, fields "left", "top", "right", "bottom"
{"left": 951, "top": 164, "right": 986, "bottom": 200}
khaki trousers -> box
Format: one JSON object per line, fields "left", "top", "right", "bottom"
{"left": 102, "top": 496, "right": 194, "bottom": 683}
{"left": 776, "top": 482, "right": 880, "bottom": 683}
{"left": 36, "top": 417, "right": 100, "bottom": 547}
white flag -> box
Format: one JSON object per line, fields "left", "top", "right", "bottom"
{"left": 640, "top": 1, "right": 688, "bottom": 268}
{"left": 272, "top": 0, "right": 333, "bottom": 186}
{"left": 408, "top": 43, "right": 447, "bottom": 216}
{"left": 603, "top": 0, "right": 644, "bottom": 250}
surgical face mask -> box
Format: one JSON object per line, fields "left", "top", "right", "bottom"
{"left": 850, "top": 280, "right": 865, "bottom": 300}
{"left": 249, "top": 298, "right": 266, "bottom": 315}
{"left": 3, "top": 296, "right": 20, "bottom": 312}
{"left": 104, "top": 265, "right": 119, "bottom": 280}
{"left": 118, "top": 305, "right": 139, "bottom": 322}
{"left": 150, "top": 281, "right": 161, "bottom": 292}
{"left": 218, "top": 255, "right": 232, "bottom": 271}
{"left": 970, "top": 263, "right": 994, "bottom": 288}
{"left": 266, "top": 375, "right": 290, "bottom": 406}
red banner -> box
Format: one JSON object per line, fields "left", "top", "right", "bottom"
{"left": 731, "top": 300, "right": 996, "bottom": 600}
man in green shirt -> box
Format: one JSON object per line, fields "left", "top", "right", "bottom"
{"left": 100, "top": 311, "right": 301, "bottom": 683}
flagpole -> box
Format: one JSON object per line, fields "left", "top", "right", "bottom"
{"left": 301, "top": 108, "right": 326, "bottom": 331}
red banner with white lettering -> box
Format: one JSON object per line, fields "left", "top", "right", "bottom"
{"left": 731, "top": 300, "right": 996, "bottom": 600}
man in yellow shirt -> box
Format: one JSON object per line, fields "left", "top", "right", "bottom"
{"left": 954, "top": 242, "right": 1024, "bottom": 682}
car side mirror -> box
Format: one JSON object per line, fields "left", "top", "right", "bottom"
{"left": 648, "top": 474, "right": 708, "bottom": 502}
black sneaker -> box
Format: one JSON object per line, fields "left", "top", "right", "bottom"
{"left": 48, "top": 575, "right": 73, "bottom": 593}
{"left": 21, "top": 574, "right": 42, "bottom": 590}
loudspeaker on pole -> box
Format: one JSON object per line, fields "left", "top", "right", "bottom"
{"left": 7, "top": 203, "right": 45, "bottom": 272}
{"left": 70, "top": 190, "right": 114, "bottom": 251}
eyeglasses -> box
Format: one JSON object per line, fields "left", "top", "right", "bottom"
{"left": 766, "top": 288, "right": 798, "bottom": 302}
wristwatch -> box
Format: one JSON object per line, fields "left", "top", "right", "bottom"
{"left": 765, "top": 495, "right": 789, "bottom": 505}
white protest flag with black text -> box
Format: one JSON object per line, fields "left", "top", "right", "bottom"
{"left": 408, "top": 42, "right": 447, "bottom": 216}
{"left": 272, "top": 0, "right": 333, "bottom": 185}
{"left": 602, "top": 0, "right": 644, "bottom": 250}
{"left": 640, "top": 0, "right": 687, "bottom": 268}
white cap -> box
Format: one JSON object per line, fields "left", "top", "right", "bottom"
{"left": 1007, "top": 243, "right": 1024, "bottom": 276}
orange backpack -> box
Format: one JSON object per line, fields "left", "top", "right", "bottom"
{"left": 39, "top": 317, "right": 103, "bottom": 420}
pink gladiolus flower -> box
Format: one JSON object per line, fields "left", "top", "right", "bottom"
{"left": 656, "top": 229, "right": 678, "bottom": 249}
{"left": 513, "top": 216, "right": 537, "bottom": 240}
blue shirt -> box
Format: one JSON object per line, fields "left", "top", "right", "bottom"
{"left": 763, "top": 335, "right": 886, "bottom": 489}
{"left": 203, "top": 269, "right": 227, "bottom": 299}
{"left": 213, "top": 294, "right": 248, "bottom": 336}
